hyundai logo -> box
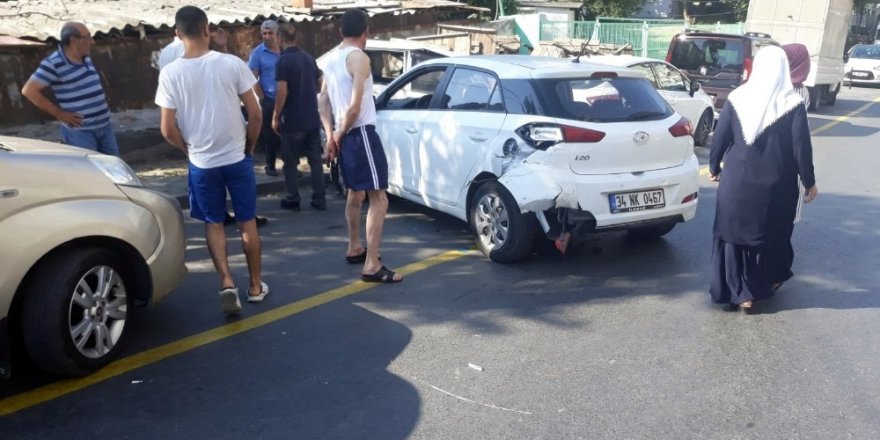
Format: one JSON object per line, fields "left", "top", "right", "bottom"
{"left": 633, "top": 131, "right": 650, "bottom": 144}
{"left": 700, "top": 66, "right": 708, "bottom": 75}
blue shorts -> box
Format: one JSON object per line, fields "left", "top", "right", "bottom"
{"left": 339, "top": 125, "right": 388, "bottom": 191}
{"left": 188, "top": 156, "right": 256, "bottom": 224}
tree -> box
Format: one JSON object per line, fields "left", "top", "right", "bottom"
{"left": 467, "top": 0, "right": 517, "bottom": 18}
{"left": 579, "top": 0, "right": 645, "bottom": 20}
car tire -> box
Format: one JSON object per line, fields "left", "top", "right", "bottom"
{"left": 21, "top": 247, "right": 131, "bottom": 376}
{"left": 627, "top": 222, "right": 676, "bottom": 240}
{"left": 470, "top": 181, "right": 536, "bottom": 263}
{"left": 693, "top": 110, "right": 713, "bottom": 147}
{"left": 807, "top": 86, "right": 823, "bottom": 112}
{"left": 822, "top": 83, "right": 839, "bottom": 105}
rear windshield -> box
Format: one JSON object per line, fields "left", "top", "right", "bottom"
{"left": 851, "top": 45, "right": 880, "bottom": 59}
{"left": 670, "top": 38, "right": 745, "bottom": 73}
{"left": 532, "top": 77, "right": 672, "bottom": 123}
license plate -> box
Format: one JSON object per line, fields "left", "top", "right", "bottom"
{"left": 852, "top": 72, "right": 869, "bottom": 78}
{"left": 609, "top": 189, "right": 665, "bottom": 213}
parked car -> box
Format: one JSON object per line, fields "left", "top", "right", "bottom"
{"left": 666, "top": 31, "right": 777, "bottom": 115}
{"left": 316, "top": 39, "right": 462, "bottom": 95}
{"left": 374, "top": 56, "right": 700, "bottom": 262}
{"left": 844, "top": 44, "right": 880, "bottom": 86}
{"left": 0, "top": 137, "right": 187, "bottom": 377}
{"left": 589, "top": 55, "right": 715, "bottom": 146}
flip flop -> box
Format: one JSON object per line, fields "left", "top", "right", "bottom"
{"left": 345, "top": 249, "right": 367, "bottom": 264}
{"left": 361, "top": 266, "right": 402, "bottom": 284}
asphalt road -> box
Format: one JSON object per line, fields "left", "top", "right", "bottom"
{"left": 2, "top": 86, "right": 879, "bottom": 439}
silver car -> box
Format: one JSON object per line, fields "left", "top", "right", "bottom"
{"left": 0, "top": 136, "right": 187, "bottom": 377}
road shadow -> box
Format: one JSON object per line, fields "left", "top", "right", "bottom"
{"left": 0, "top": 304, "right": 420, "bottom": 440}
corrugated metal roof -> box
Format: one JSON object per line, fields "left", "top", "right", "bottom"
{"left": 0, "top": 0, "right": 478, "bottom": 42}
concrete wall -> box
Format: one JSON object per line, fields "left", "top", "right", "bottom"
{"left": 0, "top": 11, "right": 462, "bottom": 127}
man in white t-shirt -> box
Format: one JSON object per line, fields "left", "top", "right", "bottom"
{"left": 155, "top": 5, "right": 268, "bottom": 314}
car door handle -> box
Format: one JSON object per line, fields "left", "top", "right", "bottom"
{"left": 0, "top": 187, "right": 19, "bottom": 199}
{"left": 405, "top": 126, "right": 419, "bottom": 134}
{"left": 469, "top": 134, "right": 488, "bottom": 142}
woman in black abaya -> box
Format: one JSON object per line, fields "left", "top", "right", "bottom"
{"left": 708, "top": 45, "right": 819, "bottom": 313}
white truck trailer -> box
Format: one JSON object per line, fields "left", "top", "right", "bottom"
{"left": 746, "top": 0, "right": 852, "bottom": 110}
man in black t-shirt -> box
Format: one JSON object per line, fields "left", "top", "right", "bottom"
{"left": 272, "top": 23, "right": 326, "bottom": 211}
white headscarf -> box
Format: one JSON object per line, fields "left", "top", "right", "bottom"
{"left": 727, "top": 45, "right": 804, "bottom": 146}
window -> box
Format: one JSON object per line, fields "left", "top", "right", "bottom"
{"left": 440, "top": 68, "right": 500, "bottom": 111}
{"left": 365, "top": 50, "right": 405, "bottom": 85}
{"left": 381, "top": 67, "right": 446, "bottom": 110}
{"left": 652, "top": 63, "right": 687, "bottom": 91}
{"left": 533, "top": 77, "right": 672, "bottom": 123}
{"left": 631, "top": 64, "right": 658, "bottom": 88}
{"left": 670, "top": 38, "right": 745, "bottom": 72}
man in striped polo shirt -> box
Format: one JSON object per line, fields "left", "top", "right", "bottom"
{"left": 21, "top": 22, "right": 119, "bottom": 155}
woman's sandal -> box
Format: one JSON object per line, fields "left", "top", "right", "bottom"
{"left": 361, "top": 266, "right": 402, "bottom": 284}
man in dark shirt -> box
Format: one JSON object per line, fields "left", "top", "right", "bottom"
{"left": 272, "top": 23, "right": 325, "bottom": 211}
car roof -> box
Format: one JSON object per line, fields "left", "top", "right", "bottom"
{"left": 417, "top": 55, "right": 643, "bottom": 79}
{"left": 587, "top": 55, "right": 662, "bottom": 67}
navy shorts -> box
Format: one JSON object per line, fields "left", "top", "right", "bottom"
{"left": 339, "top": 125, "right": 388, "bottom": 191}
{"left": 188, "top": 155, "right": 256, "bottom": 224}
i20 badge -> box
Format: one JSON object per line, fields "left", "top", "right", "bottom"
{"left": 632, "top": 131, "right": 650, "bottom": 145}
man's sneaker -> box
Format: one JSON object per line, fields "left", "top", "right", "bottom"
{"left": 219, "top": 287, "right": 242, "bottom": 314}
{"left": 223, "top": 212, "right": 236, "bottom": 225}
{"left": 310, "top": 200, "right": 326, "bottom": 211}
{"left": 247, "top": 281, "right": 270, "bottom": 303}
{"left": 280, "top": 198, "right": 301, "bottom": 211}
{"left": 264, "top": 166, "right": 278, "bottom": 177}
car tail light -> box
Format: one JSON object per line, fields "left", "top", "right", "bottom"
{"left": 668, "top": 117, "right": 692, "bottom": 138}
{"left": 681, "top": 192, "right": 698, "bottom": 204}
{"left": 742, "top": 57, "right": 753, "bottom": 82}
{"left": 516, "top": 123, "right": 605, "bottom": 149}
{"left": 665, "top": 49, "right": 672, "bottom": 63}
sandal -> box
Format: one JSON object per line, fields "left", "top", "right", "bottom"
{"left": 345, "top": 249, "right": 381, "bottom": 264}
{"left": 361, "top": 266, "right": 402, "bottom": 284}
{"left": 346, "top": 249, "right": 367, "bottom": 264}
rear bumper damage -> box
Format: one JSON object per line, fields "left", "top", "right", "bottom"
{"left": 498, "top": 153, "right": 700, "bottom": 238}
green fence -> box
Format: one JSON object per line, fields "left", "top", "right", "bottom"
{"left": 539, "top": 17, "right": 746, "bottom": 60}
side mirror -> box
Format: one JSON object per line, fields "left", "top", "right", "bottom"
{"left": 843, "top": 53, "right": 850, "bottom": 63}
{"left": 689, "top": 80, "right": 701, "bottom": 97}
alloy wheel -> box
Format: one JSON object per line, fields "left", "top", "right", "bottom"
{"left": 68, "top": 265, "right": 128, "bottom": 359}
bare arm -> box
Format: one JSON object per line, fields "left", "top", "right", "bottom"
{"left": 240, "top": 89, "right": 262, "bottom": 154}
{"left": 272, "top": 80, "right": 288, "bottom": 134}
{"left": 159, "top": 107, "right": 187, "bottom": 157}
{"left": 251, "top": 69, "right": 265, "bottom": 100}
{"left": 21, "top": 79, "right": 83, "bottom": 127}
{"left": 318, "top": 78, "right": 337, "bottom": 161}
{"left": 333, "top": 50, "right": 371, "bottom": 144}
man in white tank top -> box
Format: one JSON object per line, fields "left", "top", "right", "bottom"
{"left": 319, "top": 9, "right": 402, "bottom": 283}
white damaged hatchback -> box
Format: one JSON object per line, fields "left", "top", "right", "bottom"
{"left": 374, "top": 56, "right": 699, "bottom": 262}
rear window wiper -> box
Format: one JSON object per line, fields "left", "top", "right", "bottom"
{"left": 625, "top": 111, "right": 667, "bottom": 121}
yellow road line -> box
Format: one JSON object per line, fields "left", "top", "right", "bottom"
{"left": 698, "top": 96, "right": 880, "bottom": 176}
{"left": 809, "top": 96, "right": 880, "bottom": 136}
{"left": 0, "top": 249, "right": 473, "bottom": 417}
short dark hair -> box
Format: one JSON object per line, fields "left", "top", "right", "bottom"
{"left": 59, "top": 22, "right": 81, "bottom": 45}
{"left": 277, "top": 23, "right": 297, "bottom": 43}
{"left": 175, "top": 6, "right": 208, "bottom": 39}
{"left": 340, "top": 9, "right": 369, "bottom": 38}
